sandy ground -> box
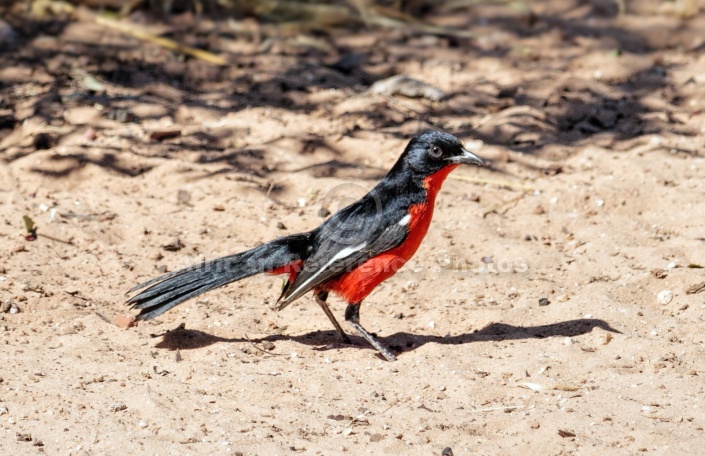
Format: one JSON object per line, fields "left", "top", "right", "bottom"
{"left": 1, "top": 1, "right": 705, "bottom": 454}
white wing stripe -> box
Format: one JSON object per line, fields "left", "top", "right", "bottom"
{"left": 286, "top": 241, "right": 368, "bottom": 299}
{"left": 398, "top": 214, "right": 411, "bottom": 226}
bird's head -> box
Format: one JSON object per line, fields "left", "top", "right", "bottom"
{"left": 402, "top": 131, "right": 484, "bottom": 176}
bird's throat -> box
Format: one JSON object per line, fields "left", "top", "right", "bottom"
{"left": 422, "top": 164, "right": 459, "bottom": 203}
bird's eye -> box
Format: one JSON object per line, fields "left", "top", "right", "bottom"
{"left": 429, "top": 146, "right": 442, "bottom": 158}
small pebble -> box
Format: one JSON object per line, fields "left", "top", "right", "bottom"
{"left": 109, "top": 403, "right": 127, "bottom": 412}
{"left": 177, "top": 190, "right": 191, "bottom": 205}
{"left": 538, "top": 297, "right": 550, "bottom": 307}
{"left": 657, "top": 290, "right": 673, "bottom": 305}
{"left": 162, "top": 238, "right": 184, "bottom": 252}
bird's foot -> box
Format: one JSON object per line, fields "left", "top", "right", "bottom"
{"left": 347, "top": 321, "right": 396, "bottom": 361}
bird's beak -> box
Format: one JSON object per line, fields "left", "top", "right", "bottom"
{"left": 451, "top": 148, "right": 484, "bottom": 166}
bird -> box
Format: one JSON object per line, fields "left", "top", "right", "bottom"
{"left": 127, "top": 131, "right": 484, "bottom": 361}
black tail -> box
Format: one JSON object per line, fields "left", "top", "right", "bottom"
{"left": 127, "top": 233, "right": 313, "bottom": 320}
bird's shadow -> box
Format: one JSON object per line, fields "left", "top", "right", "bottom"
{"left": 154, "top": 318, "right": 621, "bottom": 357}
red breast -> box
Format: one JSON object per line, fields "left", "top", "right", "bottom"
{"left": 325, "top": 165, "right": 459, "bottom": 304}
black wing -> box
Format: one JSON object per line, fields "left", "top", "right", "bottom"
{"left": 275, "top": 195, "right": 410, "bottom": 308}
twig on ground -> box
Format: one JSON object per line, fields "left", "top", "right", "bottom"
{"left": 469, "top": 405, "right": 525, "bottom": 413}
{"left": 450, "top": 175, "right": 534, "bottom": 191}
{"left": 482, "top": 191, "right": 530, "bottom": 218}
{"left": 95, "top": 16, "right": 227, "bottom": 66}
{"left": 244, "top": 333, "right": 287, "bottom": 356}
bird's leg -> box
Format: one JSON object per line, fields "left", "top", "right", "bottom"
{"left": 314, "top": 291, "right": 351, "bottom": 344}
{"left": 345, "top": 303, "right": 396, "bottom": 361}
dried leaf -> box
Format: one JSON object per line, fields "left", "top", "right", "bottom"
{"left": 686, "top": 282, "right": 705, "bottom": 295}
{"left": 553, "top": 384, "right": 580, "bottom": 392}
{"left": 22, "top": 215, "right": 37, "bottom": 241}
{"left": 519, "top": 382, "right": 546, "bottom": 391}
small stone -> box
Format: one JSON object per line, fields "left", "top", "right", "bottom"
{"left": 318, "top": 207, "right": 331, "bottom": 217}
{"left": 276, "top": 221, "right": 287, "bottom": 230}
{"left": 162, "top": 238, "right": 184, "bottom": 252}
{"left": 177, "top": 190, "right": 191, "bottom": 205}
{"left": 109, "top": 403, "right": 127, "bottom": 412}
{"left": 261, "top": 341, "right": 275, "bottom": 351}
{"left": 530, "top": 422, "right": 540, "bottom": 429}
{"left": 651, "top": 269, "right": 668, "bottom": 279}
{"left": 657, "top": 290, "right": 673, "bottom": 305}
{"left": 533, "top": 205, "right": 546, "bottom": 215}
{"left": 441, "top": 447, "right": 454, "bottom": 456}
{"left": 9, "top": 302, "right": 20, "bottom": 314}
{"left": 369, "top": 433, "right": 383, "bottom": 442}
{"left": 213, "top": 204, "right": 225, "bottom": 211}
{"left": 538, "top": 297, "right": 550, "bottom": 307}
